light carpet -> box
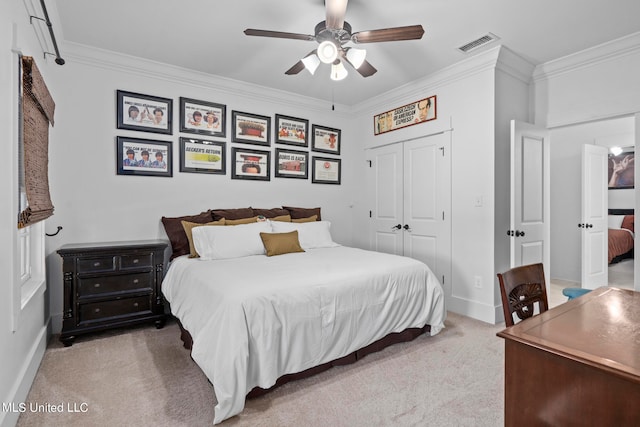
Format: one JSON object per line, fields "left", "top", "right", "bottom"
{"left": 17, "top": 312, "right": 505, "bottom": 427}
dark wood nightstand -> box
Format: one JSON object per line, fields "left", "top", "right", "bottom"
{"left": 57, "top": 240, "right": 168, "bottom": 346}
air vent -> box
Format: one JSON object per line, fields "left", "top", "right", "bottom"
{"left": 457, "top": 33, "right": 500, "bottom": 53}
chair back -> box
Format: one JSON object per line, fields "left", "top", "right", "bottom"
{"left": 497, "top": 263, "right": 549, "bottom": 326}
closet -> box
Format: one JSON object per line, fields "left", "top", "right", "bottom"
{"left": 366, "top": 132, "right": 451, "bottom": 288}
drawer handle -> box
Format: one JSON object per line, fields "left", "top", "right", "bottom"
{"left": 94, "top": 308, "right": 101, "bottom": 313}
{"left": 133, "top": 279, "right": 139, "bottom": 284}
{"left": 94, "top": 283, "right": 101, "bottom": 288}
{"left": 132, "top": 259, "right": 139, "bottom": 264}
{"left": 133, "top": 302, "right": 139, "bottom": 307}
{"left": 93, "top": 261, "right": 101, "bottom": 267}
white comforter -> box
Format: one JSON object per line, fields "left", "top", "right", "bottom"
{"left": 162, "top": 246, "right": 446, "bottom": 424}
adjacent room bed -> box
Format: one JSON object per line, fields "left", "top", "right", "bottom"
{"left": 160, "top": 207, "right": 446, "bottom": 424}
{"left": 608, "top": 209, "right": 634, "bottom": 264}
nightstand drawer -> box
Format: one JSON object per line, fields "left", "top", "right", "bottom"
{"left": 78, "top": 272, "right": 153, "bottom": 297}
{"left": 120, "top": 253, "right": 154, "bottom": 270}
{"left": 77, "top": 256, "right": 115, "bottom": 274}
{"left": 78, "top": 296, "right": 151, "bottom": 324}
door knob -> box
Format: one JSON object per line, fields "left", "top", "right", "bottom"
{"left": 391, "top": 224, "right": 402, "bottom": 230}
{"left": 403, "top": 224, "right": 411, "bottom": 231}
{"left": 586, "top": 223, "right": 593, "bottom": 228}
{"left": 507, "top": 230, "right": 514, "bottom": 236}
{"left": 578, "top": 223, "right": 584, "bottom": 228}
{"left": 515, "top": 230, "right": 525, "bottom": 237}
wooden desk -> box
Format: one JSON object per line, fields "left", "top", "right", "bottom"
{"left": 497, "top": 287, "right": 640, "bottom": 426}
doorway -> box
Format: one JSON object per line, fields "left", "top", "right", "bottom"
{"left": 549, "top": 115, "right": 636, "bottom": 292}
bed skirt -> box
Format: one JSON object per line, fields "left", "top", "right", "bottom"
{"left": 175, "top": 317, "right": 430, "bottom": 398}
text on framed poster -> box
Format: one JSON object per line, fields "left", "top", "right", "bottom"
{"left": 373, "top": 95, "right": 436, "bottom": 135}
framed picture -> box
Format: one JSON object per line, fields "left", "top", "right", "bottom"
{"left": 179, "top": 97, "right": 226, "bottom": 137}
{"left": 275, "top": 114, "right": 309, "bottom": 147}
{"left": 312, "top": 156, "right": 341, "bottom": 185}
{"left": 231, "top": 147, "right": 270, "bottom": 181}
{"left": 311, "top": 124, "right": 341, "bottom": 155}
{"left": 179, "top": 137, "right": 226, "bottom": 175}
{"left": 374, "top": 95, "right": 437, "bottom": 135}
{"left": 232, "top": 111, "right": 271, "bottom": 146}
{"left": 608, "top": 148, "right": 634, "bottom": 189}
{"left": 275, "top": 148, "right": 308, "bottom": 179}
{"left": 116, "top": 136, "right": 172, "bottom": 177}
{"left": 116, "top": 90, "right": 173, "bottom": 135}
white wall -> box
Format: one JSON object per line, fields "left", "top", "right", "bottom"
{"left": 0, "top": 3, "right": 52, "bottom": 427}
{"left": 44, "top": 43, "right": 359, "bottom": 334}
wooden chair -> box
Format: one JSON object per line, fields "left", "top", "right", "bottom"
{"left": 497, "top": 263, "right": 549, "bottom": 327}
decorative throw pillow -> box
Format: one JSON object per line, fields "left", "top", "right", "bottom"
{"left": 252, "top": 207, "right": 290, "bottom": 218}
{"left": 193, "top": 221, "right": 271, "bottom": 260}
{"left": 161, "top": 210, "right": 213, "bottom": 259}
{"left": 270, "top": 220, "right": 339, "bottom": 249}
{"left": 608, "top": 215, "right": 625, "bottom": 229}
{"left": 259, "top": 231, "right": 305, "bottom": 257}
{"left": 282, "top": 206, "right": 322, "bottom": 221}
{"left": 225, "top": 216, "right": 261, "bottom": 225}
{"left": 181, "top": 219, "right": 225, "bottom": 258}
{"left": 291, "top": 215, "right": 317, "bottom": 223}
{"left": 211, "top": 207, "right": 254, "bottom": 222}
{"left": 621, "top": 215, "right": 635, "bottom": 232}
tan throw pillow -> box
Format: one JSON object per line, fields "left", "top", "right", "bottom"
{"left": 292, "top": 214, "right": 318, "bottom": 223}
{"left": 182, "top": 219, "right": 225, "bottom": 257}
{"left": 225, "top": 216, "right": 262, "bottom": 225}
{"left": 259, "top": 231, "right": 305, "bottom": 257}
{"left": 271, "top": 214, "right": 292, "bottom": 222}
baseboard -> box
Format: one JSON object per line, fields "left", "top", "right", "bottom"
{"left": 0, "top": 323, "right": 48, "bottom": 427}
{"left": 447, "top": 295, "right": 501, "bottom": 324}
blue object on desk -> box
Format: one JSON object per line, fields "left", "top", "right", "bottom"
{"left": 562, "top": 287, "right": 591, "bottom": 300}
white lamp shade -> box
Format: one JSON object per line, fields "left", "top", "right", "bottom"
{"left": 302, "top": 54, "right": 320, "bottom": 75}
{"left": 330, "top": 61, "right": 348, "bottom": 81}
{"left": 610, "top": 146, "right": 623, "bottom": 156}
{"left": 346, "top": 48, "right": 366, "bottom": 69}
{"left": 317, "top": 41, "right": 338, "bottom": 64}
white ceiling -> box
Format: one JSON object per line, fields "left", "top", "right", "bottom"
{"left": 52, "top": 0, "right": 640, "bottom": 106}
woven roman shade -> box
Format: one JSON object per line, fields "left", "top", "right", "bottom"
{"left": 18, "top": 56, "right": 56, "bottom": 228}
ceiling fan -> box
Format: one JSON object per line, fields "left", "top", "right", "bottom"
{"left": 244, "top": 0, "right": 425, "bottom": 80}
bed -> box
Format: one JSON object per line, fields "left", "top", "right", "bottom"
{"left": 608, "top": 209, "right": 634, "bottom": 264}
{"left": 160, "top": 207, "right": 446, "bottom": 424}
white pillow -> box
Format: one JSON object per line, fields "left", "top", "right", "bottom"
{"left": 608, "top": 215, "right": 625, "bottom": 229}
{"left": 270, "top": 220, "right": 339, "bottom": 249}
{"left": 192, "top": 221, "right": 271, "bottom": 260}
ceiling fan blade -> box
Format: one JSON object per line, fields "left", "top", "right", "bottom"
{"left": 244, "top": 29, "right": 315, "bottom": 41}
{"left": 355, "top": 60, "right": 377, "bottom": 77}
{"left": 351, "top": 25, "right": 425, "bottom": 43}
{"left": 285, "top": 60, "right": 306, "bottom": 75}
{"left": 285, "top": 50, "right": 318, "bottom": 75}
{"left": 325, "top": 0, "right": 348, "bottom": 30}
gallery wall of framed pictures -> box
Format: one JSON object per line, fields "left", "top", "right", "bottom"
{"left": 114, "top": 89, "right": 342, "bottom": 185}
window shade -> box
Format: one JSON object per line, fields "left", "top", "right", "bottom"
{"left": 18, "top": 56, "right": 56, "bottom": 228}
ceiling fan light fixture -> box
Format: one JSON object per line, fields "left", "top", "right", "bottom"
{"left": 317, "top": 40, "right": 338, "bottom": 64}
{"left": 330, "top": 60, "right": 348, "bottom": 81}
{"left": 301, "top": 54, "right": 320, "bottom": 75}
{"left": 610, "top": 146, "right": 624, "bottom": 156}
{"left": 345, "top": 47, "right": 366, "bottom": 69}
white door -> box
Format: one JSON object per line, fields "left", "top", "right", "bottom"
{"left": 369, "top": 143, "right": 404, "bottom": 256}
{"left": 510, "top": 121, "right": 550, "bottom": 280}
{"left": 368, "top": 133, "right": 451, "bottom": 286}
{"left": 581, "top": 144, "right": 608, "bottom": 289}
{"left": 403, "top": 133, "right": 451, "bottom": 284}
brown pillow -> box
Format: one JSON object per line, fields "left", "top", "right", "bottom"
{"left": 271, "top": 214, "right": 292, "bottom": 222}
{"left": 621, "top": 215, "right": 635, "bottom": 232}
{"left": 292, "top": 215, "right": 318, "bottom": 223}
{"left": 161, "top": 210, "right": 213, "bottom": 259}
{"left": 226, "top": 216, "right": 262, "bottom": 225}
{"left": 252, "top": 208, "right": 290, "bottom": 218}
{"left": 259, "top": 231, "right": 305, "bottom": 257}
{"left": 181, "top": 219, "right": 225, "bottom": 258}
{"left": 211, "top": 207, "right": 254, "bottom": 221}
{"left": 283, "top": 206, "right": 321, "bottom": 221}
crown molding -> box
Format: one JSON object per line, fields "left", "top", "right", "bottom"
{"left": 352, "top": 45, "right": 504, "bottom": 116}
{"left": 60, "top": 41, "right": 352, "bottom": 115}
{"left": 533, "top": 31, "right": 640, "bottom": 82}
